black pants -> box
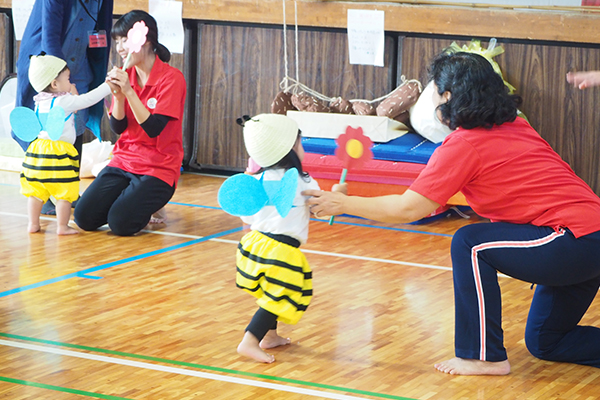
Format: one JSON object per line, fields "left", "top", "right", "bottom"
{"left": 74, "top": 166, "right": 175, "bottom": 236}
{"left": 74, "top": 134, "right": 83, "bottom": 158}
{"left": 247, "top": 308, "right": 278, "bottom": 342}
{"left": 452, "top": 223, "right": 600, "bottom": 366}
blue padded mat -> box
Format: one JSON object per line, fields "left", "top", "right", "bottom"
{"left": 302, "top": 133, "right": 440, "bottom": 165}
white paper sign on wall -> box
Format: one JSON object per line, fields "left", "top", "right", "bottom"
{"left": 149, "top": 0, "right": 185, "bottom": 54}
{"left": 347, "top": 9, "right": 385, "bottom": 67}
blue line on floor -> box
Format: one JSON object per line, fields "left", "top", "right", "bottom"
{"left": 168, "top": 200, "right": 456, "bottom": 238}
{"left": 2, "top": 184, "right": 456, "bottom": 237}
{"left": 313, "top": 219, "right": 454, "bottom": 237}
{"left": 0, "top": 227, "right": 243, "bottom": 298}
{"left": 168, "top": 201, "right": 222, "bottom": 210}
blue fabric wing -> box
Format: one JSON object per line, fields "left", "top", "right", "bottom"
{"left": 45, "top": 106, "right": 66, "bottom": 141}
{"left": 218, "top": 169, "right": 299, "bottom": 218}
{"left": 218, "top": 173, "right": 268, "bottom": 216}
{"left": 10, "top": 107, "right": 42, "bottom": 142}
{"left": 263, "top": 168, "right": 298, "bottom": 218}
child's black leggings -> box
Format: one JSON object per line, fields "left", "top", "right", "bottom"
{"left": 246, "top": 308, "right": 278, "bottom": 341}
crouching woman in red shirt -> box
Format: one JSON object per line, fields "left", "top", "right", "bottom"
{"left": 75, "top": 10, "right": 186, "bottom": 236}
{"left": 304, "top": 51, "right": 600, "bottom": 375}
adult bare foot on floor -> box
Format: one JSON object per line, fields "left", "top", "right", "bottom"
{"left": 149, "top": 207, "right": 167, "bottom": 224}
{"left": 434, "top": 357, "right": 511, "bottom": 375}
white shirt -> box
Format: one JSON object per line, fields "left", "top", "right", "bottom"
{"left": 35, "top": 82, "right": 111, "bottom": 144}
{"left": 241, "top": 169, "right": 320, "bottom": 245}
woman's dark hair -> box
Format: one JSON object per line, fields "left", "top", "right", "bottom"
{"left": 111, "top": 10, "right": 171, "bottom": 63}
{"left": 266, "top": 136, "right": 310, "bottom": 182}
{"left": 428, "top": 51, "right": 522, "bottom": 130}
{"left": 256, "top": 131, "right": 309, "bottom": 182}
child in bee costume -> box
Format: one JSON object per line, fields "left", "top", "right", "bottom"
{"left": 218, "top": 114, "right": 321, "bottom": 363}
{"left": 11, "top": 54, "right": 111, "bottom": 235}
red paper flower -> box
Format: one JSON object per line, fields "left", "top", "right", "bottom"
{"left": 334, "top": 126, "right": 373, "bottom": 170}
{"left": 126, "top": 21, "right": 149, "bottom": 54}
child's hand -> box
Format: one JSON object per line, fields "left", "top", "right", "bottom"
{"left": 331, "top": 182, "right": 348, "bottom": 195}
{"left": 106, "top": 80, "right": 123, "bottom": 100}
{"left": 107, "top": 67, "right": 133, "bottom": 96}
{"left": 69, "top": 83, "right": 78, "bottom": 95}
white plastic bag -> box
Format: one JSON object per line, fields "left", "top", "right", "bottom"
{"left": 80, "top": 139, "right": 113, "bottom": 178}
{"left": 409, "top": 81, "right": 453, "bottom": 144}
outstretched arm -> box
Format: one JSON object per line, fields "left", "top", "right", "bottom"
{"left": 302, "top": 188, "right": 441, "bottom": 224}
{"left": 57, "top": 83, "right": 111, "bottom": 114}
{"left": 567, "top": 71, "right": 600, "bottom": 90}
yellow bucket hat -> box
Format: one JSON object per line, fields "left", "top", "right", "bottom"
{"left": 243, "top": 114, "right": 299, "bottom": 168}
{"left": 28, "top": 54, "right": 67, "bottom": 93}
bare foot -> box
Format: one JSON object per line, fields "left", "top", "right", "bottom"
{"left": 57, "top": 225, "right": 79, "bottom": 235}
{"left": 434, "top": 357, "right": 510, "bottom": 375}
{"left": 260, "top": 330, "right": 291, "bottom": 349}
{"left": 237, "top": 331, "right": 275, "bottom": 363}
{"left": 149, "top": 208, "right": 167, "bottom": 224}
{"left": 28, "top": 223, "right": 41, "bottom": 233}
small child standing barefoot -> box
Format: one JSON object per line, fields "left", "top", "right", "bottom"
{"left": 232, "top": 114, "right": 320, "bottom": 363}
{"left": 16, "top": 54, "right": 111, "bottom": 234}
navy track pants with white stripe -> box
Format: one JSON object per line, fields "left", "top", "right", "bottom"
{"left": 451, "top": 222, "right": 600, "bottom": 367}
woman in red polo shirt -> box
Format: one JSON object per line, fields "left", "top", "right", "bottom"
{"left": 75, "top": 10, "right": 186, "bottom": 236}
{"left": 304, "top": 52, "right": 600, "bottom": 375}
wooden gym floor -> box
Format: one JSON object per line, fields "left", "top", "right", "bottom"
{"left": 0, "top": 170, "right": 600, "bottom": 399}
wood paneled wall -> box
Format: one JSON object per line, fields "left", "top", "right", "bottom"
{"left": 192, "top": 24, "right": 396, "bottom": 171}
{"left": 0, "top": 13, "right": 10, "bottom": 83}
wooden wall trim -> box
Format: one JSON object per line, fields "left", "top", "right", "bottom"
{"left": 2, "top": 0, "right": 599, "bottom": 45}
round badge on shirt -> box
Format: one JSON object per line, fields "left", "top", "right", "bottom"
{"left": 147, "top": 98, "right": 157, "bottom": 109}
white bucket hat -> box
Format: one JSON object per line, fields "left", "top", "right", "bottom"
{"left": 243, "top": 114, "right": 299, "bottom": 168}
{"left": 28, "top": 54, "right": 67, "bottom": 93}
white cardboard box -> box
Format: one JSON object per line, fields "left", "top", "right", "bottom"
{"left": 286, "top": 110, "right": 408, "bottom": 143}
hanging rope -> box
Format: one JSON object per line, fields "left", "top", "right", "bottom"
{"left": 281, "top": 0, "right": 289, "bottom": 92}
{"left": 294, "top": 1, "right": 299, "bottom": 84}
{"left": 279, "top": 0, "right": 421, "bottom": 105}
{"left": 281, "top": 0, "right": 301, "bottom": 94}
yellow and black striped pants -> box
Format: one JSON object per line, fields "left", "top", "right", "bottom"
{"left": 236, "top": 230, "right": 312, "bottom": 325}
{"left": 20, "top": 139, "right": 80, "bottom": 203}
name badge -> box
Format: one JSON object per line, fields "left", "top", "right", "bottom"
{"left": 88, "top": 30, "right": 107, "bottom": 48}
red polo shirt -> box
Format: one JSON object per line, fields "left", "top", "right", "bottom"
{"left": 109, "top": 56, "right": 186, "bottom": 187}
{"left": 409, "top": 117, "right": 600, "bottom": 238}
